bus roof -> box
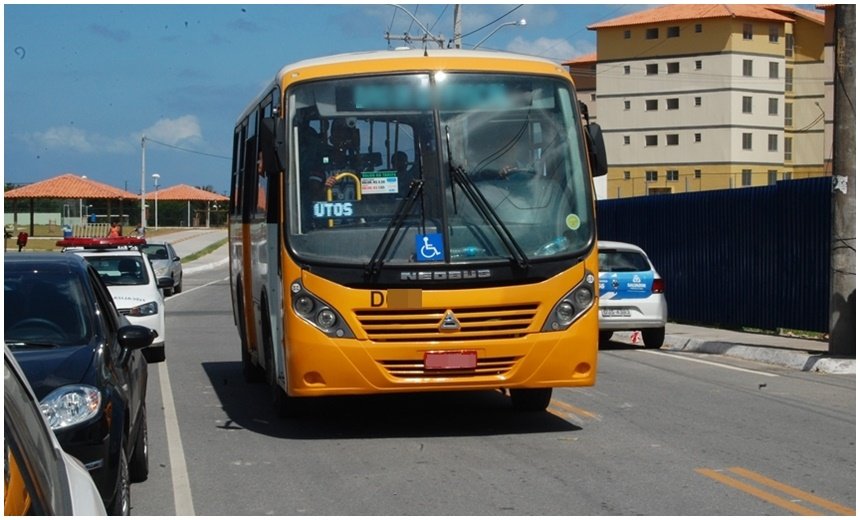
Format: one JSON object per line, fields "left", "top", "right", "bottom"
{"left": 238, "top": 48, "right": 569, "bottom": 122}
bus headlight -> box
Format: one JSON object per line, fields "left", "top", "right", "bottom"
{"left": 290, "top": 279, "right": 355, "bottom": 339}
{"left": 542, "top": 270, "right": 596, "bottom": 332}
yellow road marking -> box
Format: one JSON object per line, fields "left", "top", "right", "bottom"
{"left": 697, "top": 467, "right": 854, "bottom": 516}
{"left": 728, "top": 467, "right": 856, "bottom": 516}
{"left": 549, "top": 399, "right": 599, "bottom": 420}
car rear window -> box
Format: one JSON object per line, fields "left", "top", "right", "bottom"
{"left": 599, "top": 250, "right": 651, "bottom": 272}
{"left": 83, "top": 255, "right": 150, "bottom": 286}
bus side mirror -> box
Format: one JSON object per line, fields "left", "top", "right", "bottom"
{"left": 260, "top": 116, "right": 287, "bottom": 174}
{"left": 585, "top": 122, "right": 608, "bottom": 177}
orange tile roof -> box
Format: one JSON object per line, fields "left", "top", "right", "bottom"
{"left": 145, "top": 184, "right": 228, "bottom": 202}
{"left": 588, "top": 4, "right": 797, "bottom": 29}
{"left": 763, "top": 4, "right": 825, "bottom": 24}
{"left": 562, "top": 52, "right": 597, "bottom": 66}
{"left": 4, "top": 173, "right": 139, "bottom": 200}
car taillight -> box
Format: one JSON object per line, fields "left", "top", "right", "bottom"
{"left": 651, "top": 278, "right": 665, "bottom": 293}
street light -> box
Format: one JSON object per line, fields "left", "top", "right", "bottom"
{"left": 152, "top": 173, "right": 161, "bottom": 230}
{"left": 473, "top": 18, "right": 527, "bottom": 49}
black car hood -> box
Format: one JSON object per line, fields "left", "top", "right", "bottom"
{"left": 12, "top": 345, "right": 97, "bottom": 401}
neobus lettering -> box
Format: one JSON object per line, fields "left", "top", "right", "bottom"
{"left": 313, "top": 202, "right": 353, "bottom": 218}
{"left": 400, "top": 269, "right": 492, "bottom": 281}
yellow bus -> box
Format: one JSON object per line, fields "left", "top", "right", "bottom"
{"left": 229, "top": 48, "right": 607, "bottom": 415}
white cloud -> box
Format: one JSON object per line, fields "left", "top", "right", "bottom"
{"left": 25, "top": 126, "right": 133, "bottom": 154}
{"left": 140, "top": 115, "right": 202, "bottom": 145}
{"left": 506, "top": 36, "right": 594, "bottom": 63}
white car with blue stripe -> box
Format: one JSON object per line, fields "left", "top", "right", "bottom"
{"left": 598, "top": 241, "right": 667, "bottom": 347}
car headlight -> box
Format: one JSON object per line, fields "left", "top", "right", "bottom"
{"left": 542, "top": 270, "right": 597, "bottom": 331}
{"left": 128, "top": 301, "right": 158, "bottom": 316}
{"left": 40, "top": 385, "right": 101, "bottom": 430}
{"left": 290, "top": 280, "right": 354, "bottom": 339}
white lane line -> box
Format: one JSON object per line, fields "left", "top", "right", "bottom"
{"left": 158, "top": 362, "right": 196, "bottom": 515}
{"left": 165, "top": 276, "right": 229, "bottom": 301}
{"left": 637, "top": 349, "right": 779, "bottom": 377}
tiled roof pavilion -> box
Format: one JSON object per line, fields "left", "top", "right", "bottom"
{"left": 5, "top": 173, "right": 139, "bottom": 200}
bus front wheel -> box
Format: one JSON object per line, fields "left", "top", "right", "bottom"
{"left": 262, "top": 305, "right": 304, "bottom": 418}
{"left": 510, "top": 388, "right": 553, "bottom": 412}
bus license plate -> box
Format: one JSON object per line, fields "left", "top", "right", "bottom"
{"left": 602, "top": 308, "right": 631, "bottom": 317}
{"left": 424, "top": 351, "right": 477, "bottom": 370}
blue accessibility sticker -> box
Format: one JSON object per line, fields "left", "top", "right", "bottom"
{"left": 599, "top": 271, "right": 654, "bottom": 299}
{"left": 416, "top": 233, "right": 444, "bottom": 262}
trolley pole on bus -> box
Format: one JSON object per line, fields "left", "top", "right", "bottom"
{"left": 829, "top": 4, "right": 855, "bottom": 357}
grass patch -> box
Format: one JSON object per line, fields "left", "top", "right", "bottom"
{"left": 181, "top": 237, "right": 228, "bottom": 263}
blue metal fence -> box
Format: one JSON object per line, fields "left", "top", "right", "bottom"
{"left": 597, "top": 177, "right": 831, "bottom": 332}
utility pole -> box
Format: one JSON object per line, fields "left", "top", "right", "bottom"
{"left": 829, "top": 4, "right": 855, "bottom": 356}
{"left": 453, "top": 4, "right": 462, "bottom": 48}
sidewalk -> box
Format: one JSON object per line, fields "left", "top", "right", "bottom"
{"left": 162, "top": 228, "right": 855, "bottom": 375}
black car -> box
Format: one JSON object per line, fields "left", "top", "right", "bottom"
{"left": 4, "top": 253, "right": 155, "bottom": 515}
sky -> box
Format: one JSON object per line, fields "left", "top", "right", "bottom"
{"left": 4, "top": 3, "right": 649, "bottom": 196}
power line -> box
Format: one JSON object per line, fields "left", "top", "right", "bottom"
{"left": 145, "top": 137, "right": 230, "bottom": 160}
{"left": 460, "top": 5, "right": 523, "bottom": 39}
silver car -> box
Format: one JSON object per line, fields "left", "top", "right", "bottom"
{"left": 141, "top": 241, "right": 183, "bottom": 295}
{"left": 4, "top": 347, "right": 107, "bottom": 516}
{"left": 598, "top": 241, "right": 668, "bottom": 348}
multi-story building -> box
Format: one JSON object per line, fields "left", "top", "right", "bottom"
{"left": 582, "top": 4, "right": 826, "bottom": 198}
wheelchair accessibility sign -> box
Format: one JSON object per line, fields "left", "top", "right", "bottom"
{"left": 416, "top": 233, "right": 444, "bottom": 262}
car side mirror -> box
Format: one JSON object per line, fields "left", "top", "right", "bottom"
{"left": 157, "top": 278, "right": 173, "bottom": 289}
{"left": 117, "top": 325, "right": 156, "bottom": 365}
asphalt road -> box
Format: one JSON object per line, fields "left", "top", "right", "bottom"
{"left": 130, "top": 260, "right": 856, "bottom": 516}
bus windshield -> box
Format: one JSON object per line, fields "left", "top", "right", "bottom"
{"left": 287, "top": 72, "right": 594, "bottom": 268}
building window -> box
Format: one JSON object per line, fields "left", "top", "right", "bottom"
{"left": 646, "top": 99, "right": 658, "bottom": 111}
{"left": 646, "top": 170, "right": 658, "bottom": 182}
{"left": 646, "top": 28, "right": 659, "bottom": 40}
{"left": 591, "top": 93, "right": 596, "bottom": 101}
{"left": 624, "top": 100, "right": 631, "bottom": 110}
{"left": 695, "top": 169, "right": 702, "bottom": 179}
{"left": 695, "top": 60, "right": 702, "bottom": 70}
{"left": 768, "top": 98, "right": 779, "bottom": 115}
{"left": 743, "top": 59, "right": 753, "bottom": 77}
{"left": 742, "top": 96, "right": 753, "bottom": 114}
{"left": 646, "top": 63, "right": 658, "bottom": 75}
{"left": 624, "top": 65, "right": 631, "bottom": 75}
{"left": 668, "top": 26, "right": 680, "bottom": 38}
{"left": 768, "top": 134, "right": 778, "bottom": 151}
{"left": 769, "top": 25, "right": 779, "bottom": 43}
{"left": 624, "top": 171, "right": 631, "bottom": 180}
{"left": 785, "top": 102, "right": 793, "bottom": 126}
{"left": 645, "top": 135, "right": 658, "bottom": 147}
{"left": 695, "top": 133, "right": 702, "bottom": 143}
{"left": 784, "top": 137, "right": 793, "bottom": 160}
{"left": 666, "top": 170, "right": 679, "bottom": 181}
{"left": 666, "top": 134, "right": 679, "bottom": 146}
{"left": 667, "top": 62, "right": 680, "bottom": 74}
{"left": 742, "top": 169, "right": 752, "bottom": 186}
{"left": 742, "top": 133, "right": 753, "bottom": 150}
{"left": 695, "top": 23, "right": 702, "bottom": 33}
{"left": 667, "top": 98, "right": 679, "bottom": 110}
{"left": 769, "top": 62, "right": 779, "bottom": 79}
{"left": 694, "top": 96, "right": 702, "bottom": 106}
{"left": 786, "top": 33, "right": 794, "bottom": 57}
{"left": 768, "top": 170, "right": 778, "bottom": 185}
{"left": 623, "top": 135, "right": 631, "bottom": 145}
{"left": 783, "top": 171, "right": 792, "bottom": 181}
{"left": 786, "top": 68, "right": 793, "bottom": 91}
{"left": 743, "top": 23, "right": 753, "bottom": 40}
{"left": 624, "top": 30, "right": 631, "bottom": 39}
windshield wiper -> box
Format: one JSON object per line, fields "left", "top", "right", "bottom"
{"left": 5, "top": 340, "right": 60, "bottom": 349}
{"left": 365, "top": 139, "right": 430, "bottom": 279}
{"left": 445, "top": 127, "right": 530, "bottom": 270}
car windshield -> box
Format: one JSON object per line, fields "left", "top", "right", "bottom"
{"left": 599, "top": 250, "right": 651, "bottom": 272}
{"left": 141, "top": 244, "right": 169, "bottom": 260}
{"left": 82, "top": 255, "right": 151, "bottom": 286}
{"left": 287, "top": 72, "right": 594, "bottom": 267}
{"left": 5, "top": 269, "right": 92, "bottom": 346}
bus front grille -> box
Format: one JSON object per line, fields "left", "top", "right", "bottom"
{"left": 379, "top": 356, "right": 520, "bottom": 379}
{"left": 354, "top": 304, "right": 539, "bottom": 342}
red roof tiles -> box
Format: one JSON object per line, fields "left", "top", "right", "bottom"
{"left": 588, "top": 4, "right": 802, "bottom": 30}
{"left": 145, "top": 184, "right": 228, "bottom": 202}
{"left": 4, "top": 173, "right": 139, "bottom": 200}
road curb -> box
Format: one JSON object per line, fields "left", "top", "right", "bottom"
{"left": 663, "top": 336, "right": 856, "bottom": 375}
